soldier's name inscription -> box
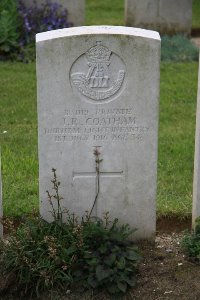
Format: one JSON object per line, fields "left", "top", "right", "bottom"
{"left": 44, "top": 107, "right": 149, "bottom": 142}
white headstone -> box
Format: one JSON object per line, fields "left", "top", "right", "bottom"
{"left": 0, "top": 152, "right": 3, "bottom": 238}
{"left": 125, "top": 0, "right": 192, "bottom": 36}
{"left": 25, "top": 0, "right": 85, "bottom": 26}
{"left": 193, "top": 52, "right": 200, "bottom": 228}
{"left": 36, "top": 26, "right": 160, "bottom": 240}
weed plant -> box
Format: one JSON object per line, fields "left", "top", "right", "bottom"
{"left": 182, "top": 218, "right": 200, "bottom": 263}
{"left": 0, "top": 169, "right": 140, "bottom": 297}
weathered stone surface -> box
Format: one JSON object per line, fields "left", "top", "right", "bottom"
{"left": 193, "top": 52, "right": 200, "bottom": 228}
{"left": 36, "top": 26, "right": 160, "bottom": 240}
{"left": 25, "top": 0, "right": 85, "bottom": 26}
{"left": 125, "top": 0, "right": 192, "bottom": 36}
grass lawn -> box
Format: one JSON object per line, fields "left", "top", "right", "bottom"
{"left": 158, "top": 62, "right": 198, "bottom": 217}
{"left": 193, "top": 0, "right": 200, "bottom": 29}
{"left": 86, "top": 0, "right": 124, "bottom": 26}
{"left": 0, "top": 61, "right": 198, "bottom": 218}
{"left": 86, "top": 0, "right": 200, "bottom": 29}
{"left": 0, "top": 63, "right": 38, "bottom": 217}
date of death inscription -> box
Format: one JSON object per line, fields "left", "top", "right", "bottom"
{"left": 44, "top": 108, "right": 149, "bottom": 142}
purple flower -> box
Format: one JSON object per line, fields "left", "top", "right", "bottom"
{"left": 17, "top": 0, "right": 73, "bottom": 45}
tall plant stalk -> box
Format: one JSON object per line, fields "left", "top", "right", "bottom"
{"left": 88, "top": 147, "right": 103, "bottom": 220}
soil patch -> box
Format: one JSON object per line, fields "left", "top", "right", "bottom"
{"left": 191, "top": 37, "right": 200, "bottom": 48}
{"left": 191, "top": 28, "right": 200, "bottom": 37}
{"left": 131, "top": 233, "right": 200, "bottom": 300}
{"left": 156, "top": 216, "right": 191, "bottom": 233}
{"left": 2, "top": 216, "right": 192, "bottom": 235}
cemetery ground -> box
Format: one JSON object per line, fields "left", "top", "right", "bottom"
{"left": 1, "top": 230, "right": 200, "bottom": 299}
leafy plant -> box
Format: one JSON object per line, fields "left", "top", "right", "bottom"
{"left": 0, "top": 0, "right": 20, "bottom": 56}
{"left": 19, "top": 0, "right": 72, "bottom": 40}
{"left": 0, "top": 169, "right": 140, "bottom": 297}
{"left": 16, "top": 0, "right": 72, "bottom": 62}
{"left": 161, "top": 35, "right": 199, "bottom": 62}
{"left": 77, "top": 219, "right": 139, "bottom": 294}
{"left": 0, "top": 0, "right": 73, "bottom": 62}
{"left": 182, "top": 217, "right": 200, "bottom": 263}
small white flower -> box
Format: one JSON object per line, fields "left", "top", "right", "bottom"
{"left": 3, "top": 131, "right": 7, "bottom": 134}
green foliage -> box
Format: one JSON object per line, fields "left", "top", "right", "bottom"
{"left": 77, "top": 220, "right": 139, "bottom": 294}
{"left": 16, "top": 43, "right": 36, "bottom": 63}
{"left": 192, "top": 0, "right": 200, "bottom": 29}
{"left": 0, "top": 170, "right": 140, "bottom": 297}
{"left": 0, "top": 0, "right": 72, "bottom": 61}
{"left": 0, "top": 217, "right": 74, "bottom": 295}
{"left": 161, "top": 35, "right": 199, "bottom": 62}
{"left": 0, "top": 0, "right": 20, "bottom": 56}
{"left": 181, "top": 218, "right": 200, "bottom": 263}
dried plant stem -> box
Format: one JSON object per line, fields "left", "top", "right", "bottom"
{"left": 88, "top": 147, "right": 103, "bottom": 220}
{"left": 46, "top": 168, "right": 63, "bottom": 223}
{"left": 88, "top": 157, "right": 100, "bottom": 219}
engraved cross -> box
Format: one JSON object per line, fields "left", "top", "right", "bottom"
{"left": 73, "top": 170, "right": 123, "bottom": 179}
{"left": 72, "top": 146, "right": 123, "bottom": 216}
{"left": 73, "top": 147, "right": 123, "bottom": 180}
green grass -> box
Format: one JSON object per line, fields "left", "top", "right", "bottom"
{"left": 86, "top": 0, "right": 124, "bottom": 26}
{"left": 86, "top": 0, "right": 200, "bottom": 29}
{"left": 0, "top": 62, "right": 198, "bottom": 218}
{"left": 193, "top": 0, "right": 200, "bottom": 29}
{"left": 158, "top": 62, "right": 198, "bottom": 217}
{"left": 0, "top": 62, "right": 38, "bottom": 216}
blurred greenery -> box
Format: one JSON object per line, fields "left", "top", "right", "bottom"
{"left": 193, "top": 0, "right": 200, "bottom": 29}
{"left": 161, "top": 35, "right": 199, "bottom": 62}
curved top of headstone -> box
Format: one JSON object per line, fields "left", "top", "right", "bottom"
{"left": 36, "top": 25, "right": 160, "bottom": 43}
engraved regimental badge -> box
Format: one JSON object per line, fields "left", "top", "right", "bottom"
{"left": 70, "top": 41, "right": 126, "bottom": 102}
